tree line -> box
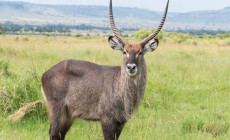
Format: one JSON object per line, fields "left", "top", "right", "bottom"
{"left": 0, "top": 23, "right": 71, "bottom": 34}
{"left": 0, "top": 23, "right": 230, "bottom": 36}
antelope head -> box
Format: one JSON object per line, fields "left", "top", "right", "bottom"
{"left": 108, "top": 0, "right": 169, "bottom": 76}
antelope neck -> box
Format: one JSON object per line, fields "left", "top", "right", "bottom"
{"left": 118, "top": 57, "right": 147, "bottom": 114}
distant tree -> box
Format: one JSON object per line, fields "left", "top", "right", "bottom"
{"left": 122, "top": 34, "right": 129, "bottom": 38}
{"left": 202, "top": 34, "right": 212, "bottom": 39}
{"left": 134, "top": 29, "right": 151, "bottom": 40}
{"left": 216, "top": 33, "right": 230, "bottom": 39}
{"left": 0, "top": 29, "right": 2, "bottom": 35}
{"left": 134, "top": 29, "right": 165, "bottom": 40}
{"left": 76, "top": 34, "right": 83, "bottom": 37}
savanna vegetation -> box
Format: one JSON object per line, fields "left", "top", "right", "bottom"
{"left": 0, "top": 32, "right": 230, "bottom": 139}
{"left": 0, "top": 23, "right": 71, "bottom": 34}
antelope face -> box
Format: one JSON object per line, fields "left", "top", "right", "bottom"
{"left": 108, "top": 36, "right": 159, "bottom": 76}
{"left": 108, "top": 0, "right": 169, "bottom": 76}
{"left": 123, "top": 44, "right": 142, "bottom": 76}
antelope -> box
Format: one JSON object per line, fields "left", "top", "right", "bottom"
{"left": 41, "top": 0, "right": 169, "bottom": 139}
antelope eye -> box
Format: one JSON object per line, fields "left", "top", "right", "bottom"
{"left": 123, "top": 51, "right": 127, "bottom": 55}
{"left": 139, "top": 51, "right": 143, "bottom": 55}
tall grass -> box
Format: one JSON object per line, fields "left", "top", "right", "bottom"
{"left": 0, "top": 35, "right": 230, "bottom": 139}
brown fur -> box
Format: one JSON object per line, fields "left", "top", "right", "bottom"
{"left": 42, "top": 51, "right": 147, "bottom": 140}
{"left": 124, "top": 44, "right": 142, "bottom": 53}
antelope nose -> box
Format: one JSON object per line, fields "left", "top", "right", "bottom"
{"left": 127, "top": 64, "right": 136, "bottom": 71}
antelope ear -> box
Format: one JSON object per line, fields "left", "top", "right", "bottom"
{"left": 108, "top": 36, "right": 124, "bottom": 51}
{"left": 143, "top": 39, "right": 159, "bottom": 54}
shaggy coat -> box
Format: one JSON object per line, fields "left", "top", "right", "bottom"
{"left": 42, "top": 55, "right": 147, "bottom": 140}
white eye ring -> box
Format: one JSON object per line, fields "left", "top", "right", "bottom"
{"left": 123, "top": 50, "right": 129, "bottom": 57}
{"left": 136, "top": 51, "right": 143, "bottom": 58}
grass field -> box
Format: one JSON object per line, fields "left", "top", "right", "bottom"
{"left": 0, "top": 35, "right": 230, "bottom": 140}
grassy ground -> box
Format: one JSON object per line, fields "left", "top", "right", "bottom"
{"left": 0, "top": 35, "right": 230, "bottom": 140}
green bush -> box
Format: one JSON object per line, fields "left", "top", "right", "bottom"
{"left": 134, "top": 29, "right": 166, "bottom": 41}
{"left": 172, "top": 33, "right": 192, "bottom": 44}
{"left": 202, "top": 34, "right": 212, "bottom": 39}
{"left": 216, "top": 34, "right": 230, "bottom": 39}
{"left": 134, "top": 29, "right": 151, "bottom": 40}
{"left": 122, "top": 34, "right": 129, "bottom": 38}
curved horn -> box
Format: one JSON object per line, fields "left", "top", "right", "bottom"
{"left": 139, "top": 0, "right": 169, "bottom": 46}
{"left": 109, "top": 0, "right": 128, "bottom": 45}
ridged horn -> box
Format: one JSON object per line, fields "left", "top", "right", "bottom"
{"left": 139, "top": 0, "right": 169, "bottom": 46}
{"left": 109, "top": 0, "right": 128, "bottom": 45}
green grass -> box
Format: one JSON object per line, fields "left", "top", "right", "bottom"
{"left": 0, "top": 35, "right": 230, "bottom": 139}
